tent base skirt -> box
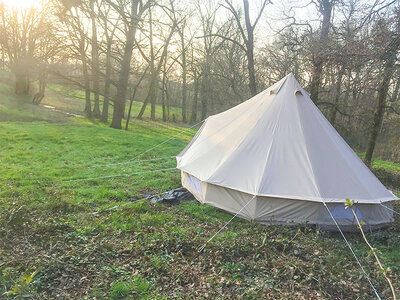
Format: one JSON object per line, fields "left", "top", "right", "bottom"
{"left": 182, "top": 171, "right": 394, "bottom": 232}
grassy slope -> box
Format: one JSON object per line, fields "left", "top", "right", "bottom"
{"left": 0, "top": 82, "right": 399, "bottom": 299}
{"left": 45, "top": 83, "right": 185, "bottom": 123}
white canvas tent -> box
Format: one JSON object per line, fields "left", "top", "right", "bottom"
{"left": 176, "top": 73, "right": 398, "bottom": 230}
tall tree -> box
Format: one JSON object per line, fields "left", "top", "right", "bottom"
{"left": 364, "top": 15, "right": 400, "bottom": 166}
{"left": 309, "top": 0, "right": 334, "bottom": 104}
{"left": 89, "top": 0, "right": 101, "bottom": 117}
{"left": 0, "top": 3, "right": 50, "bottom": 94}
{"left": 196, "top": 0, "right": 220, "bottom": 120}
{"left": 222, "top": 0, "right": 269, "bottom": 96}
{"left": 97, "top": 0, "right": 119, "bottom": 123}
{"left": 59, "top": 6, "right": 93, "bottom": 117}
{"left": 108, "top": 0, "right": 151, "bottom": 129}
{"left": 179, "top": 19, "right": 188, "bottom": 122}
{"left": 32, "top": 20, "right": 61, "bottom": 104}
{"left": 136, "top": 10, "right": 177, "bottom": 120}
{"left": 190, "top": 68, "right": 200, "bottom": 123}
{"left": 163, "top": 0, "right": 192, "bottom": 123}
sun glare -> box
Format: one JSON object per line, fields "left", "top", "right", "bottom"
{"left": 1, "top": 0, "right": 40, "bottom": 8}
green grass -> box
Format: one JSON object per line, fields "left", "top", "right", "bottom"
{"left": 0, "top": 82, "right": 62, "bottom": 122}
{"left": 45, "top": 82, "right": 186, "bottom": 123}
{"left": 358, "top": 153, "right": 400, "bottom": 174}
{"left": 0, "top": 80, "right": 399, "bottom": 299}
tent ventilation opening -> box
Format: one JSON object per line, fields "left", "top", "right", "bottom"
{"left": 295, "top": 90, "right": 303, "bottom": 96}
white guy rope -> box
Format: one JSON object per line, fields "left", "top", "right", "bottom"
{"left": 380, "top": 202, "right": 400, "bottom": 216}
{"left": 88, "top": 156, "right": 176, "bottom": 169}
{"left": 63, "top": 167, "right": 177, "bottom": 183}
{"left": 323, "top": 202, "right": 381, "bottom": 300}
{"left": 87, "top": 119, "right": 205, "bottom": 169}
{"left": 197, "top": 195, "right": 256, "bottom": 253}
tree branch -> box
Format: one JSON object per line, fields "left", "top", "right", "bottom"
{"left": 196, "top": 33, "right": 247, "bottom": 52}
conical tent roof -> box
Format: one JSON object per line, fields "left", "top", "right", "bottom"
{"left": 177, "top": 74, "right": 397, "bottom": 204}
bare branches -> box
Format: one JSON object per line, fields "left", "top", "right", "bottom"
{"left": 196, "top": 33, "right": 246, "bottom": 52}
{"left": 357, "top": 0, "right": 398, "bottom": 30}
{"left": 222, "top": 0, "right": 247, "bottom": 43}
{"left": 252, "top": 0, "right": 270, "bottom": 29}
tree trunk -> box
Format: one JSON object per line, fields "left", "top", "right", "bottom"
{"left": 137, "top": 76, "right": 157, "bottom": 119}
{"left": 181, "top": 74, "right": 187, "bottom": 122}
{"left": 190, "top": 74, "right": 199, "bottom": 123}
{"left": 389, "top": 72, "right": 400, "bottom": 103}
{"left": 166, "top": 78, "right": 170, "bottom": 120}
{"left": 110, "top": 1, "right": 141, "bottom": 129}
{"left": 15, "top": 71, "right": 29, "bottom": 95}
{"left": 161, "top": 65, "right": 167, "bottom": 122}
{"left": 179, "top": 23, "right": 187, "bottom": 123}
{"left": 243, "top": 0, "right": 257, "bottom": 96}
{"left": 150, "top": 86, "right": 156, "bottom": 120}
{"left": 101, "top": 42, "right": 112, "bottom": 122}
{"left": 309, "top": 0, "right": 333, "bottom": 104}
{"left": 329, "top": 66, "right": 344, "bottom": 125}
{"left": 201, "top": 58, "right": 210, "bottom": 120}
{"left": 110, "top": 35, "right": 134, "bottom": 128}
{"left": 310, "top": 61, "right": 323, "bottom": 104}
{"left": 91, "top": 0, "right": 101, "bottom": 118}
{"left": 364, "top": 71, "right": 390, "bottom": 167}
{"left": 125, "top": 67, "right": 148, "bottom": 128}
{"left": 352, "top": 69, "right": 360, "bottom": 105}
{"left": 82, "top": 55, "right": 92, "bottom": 118}
{"left": 137, "top": 92, "right": 150, "bottom": 119}
{"left": 364, "top": 37, "right": 399, "bottom": 166}
{"left": 246, "top": 39, "right": 257, "bottom": 96}
{"left": 139, "top": 15, "right": 174, "bottom": 122}
{"left": 148, "top": 11, "right": 156, "bottom": 121}
{"left": 32, "top": 69, "right": 47, "bottom": 105}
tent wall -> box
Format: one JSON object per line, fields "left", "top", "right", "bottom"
{"left": 182, "top": 171, "right": 394, "bottom": 231}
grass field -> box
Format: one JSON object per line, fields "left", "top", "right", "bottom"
{"left": 0, "top": 80, "right": 399, "bottom": 299}
{"left": 45, "top": 83, "right": 185, "bottom": 124}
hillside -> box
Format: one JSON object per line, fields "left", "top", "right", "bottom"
{"left": 0, "top": 83, "right": 399, "bottom": 299}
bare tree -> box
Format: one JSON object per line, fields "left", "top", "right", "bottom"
{"left": 97, "top": 0, "right": 120, "bottom": 122}
{"left": 0, "top": 4, "right": 51, "bottom": 94}
{"left": 196, "top": 0, "right": 220, "bottom": 119}
{"left": 179, "top": 18, "right": 189, "bottom": 122}
{"left": 364, "top": 14, "right": 400, "bottom": 166}
{"left": 136, "top": 8, "right": 177, "bottom": 120}
{"left": 108, "top": 0, "right": 152, "bottom": 129}
{"left": 309, "top": 0, "right": 334, "bottom": 104}
{"left": 162, "top": 0, "right": 193, "bottom": 123}
{"left": 89, "top": 0, "right": 101, "bottom": 117}
{"left": 125, "top": 65, "right": 149, "bottom": 129}
{"left": 222, "top": 0, "right": 269, "bottom": 96}
{"left": 32, "top": 21, "right": 61, "bottom": 104}
{"left": 59, "top": 6, "right": 93, "bottom": 117}
{"left": 190, "top": 65, "right": 200, "bottom": 123}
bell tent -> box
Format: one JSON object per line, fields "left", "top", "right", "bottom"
{"left": 176, "top": 73, "right": 398, "bottom": 230}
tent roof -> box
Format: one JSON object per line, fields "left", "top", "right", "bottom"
{"left": 177, "top": 74, "right": 398, "bottom": 204}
